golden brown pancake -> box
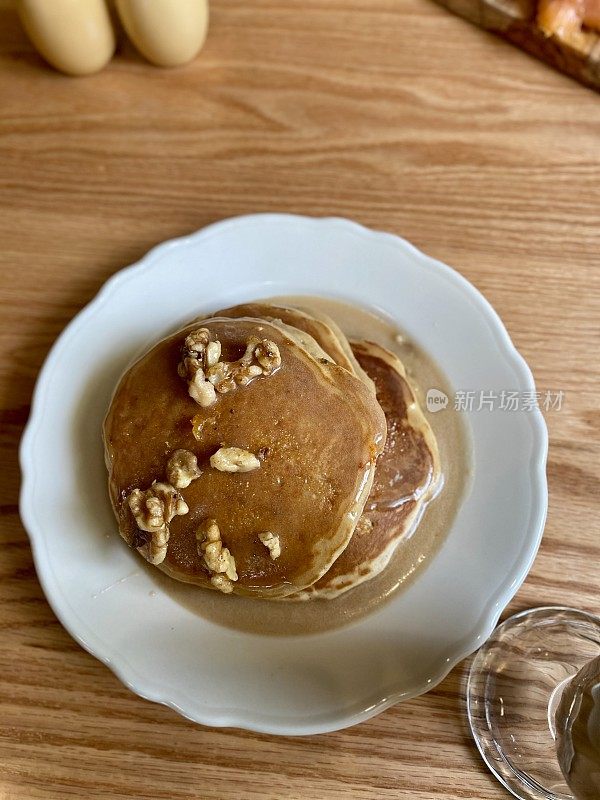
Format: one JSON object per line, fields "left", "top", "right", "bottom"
{"left": 215, "top": 301, "right": 374, "bottom": 391}
{"left": 103, "top": 316, "right": 387, "bottom": 598}
{"left": 289, "top": 340, "right": 441, "bottom": 600}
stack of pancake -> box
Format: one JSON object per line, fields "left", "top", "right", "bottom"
{"left": 103, "top": 301, "right": 440, "bottom": 601}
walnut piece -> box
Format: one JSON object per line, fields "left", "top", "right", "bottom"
{"left": 254, "top": 339, "right": 282, "bottom": 374}
{"left": 196, "top": 519, "right": 238, "bottom": 593}
{"left": 127, "top": 482, "right": 189, "bottom": 565}
{"left": 166, "top": 449, "right": 201, "bottom": 489}
{"left": 209, "top": 446, "right": 260, "bottom": 473}
{"left": 210, "top": 574, "right": 234, "bottom": 594}
{"left": 355, "top": 516, "right": 374, "bottom": 536}
{"left": 177, "top": 328, "right": 218, "bottom": 407}
{"left": 184, "top": 327, "right": 211, "bottom": 355}
{"left": 128, "top": 482, "right": 189, "bottom": 531}
{"left": 188, "top": 371, "right": 217, "bottom": 407}
{"left": 205, "top": 340, "right": 222, "bottom": 367}
{"left": 258, "top": 531, "right": 281, "bottom": 560}
{"left": 178, "top": 327, "right": 281, "bottom": 408}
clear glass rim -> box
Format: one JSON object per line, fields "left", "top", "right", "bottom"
{"left": 466, "top": 605, "right": 600, "bottom": 800}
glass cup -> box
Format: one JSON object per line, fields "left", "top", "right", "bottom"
{"left": 467, "top": 606, "right": 600, "bottom": 800}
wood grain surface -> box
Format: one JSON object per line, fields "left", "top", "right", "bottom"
{"left": 1, "top": 1, "right": 599, "bottom": 798}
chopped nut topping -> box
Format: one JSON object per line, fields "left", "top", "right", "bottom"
{"left": 196, "top": 519, "right": 238, "bottom": 592}
{"left": 236, "top": 364, "right": 262, "bottom": 385}
{"left": 185, "top": 328, "right": 211, "bottom": 355}
{"left": 166, "top": 449, "right": 201, "bottom": 489}
{"left": 128, "top": 482, "right": 188, "bottom": 530}
{"left": 210, "top": 574, "right": 234, "bottom": 594}
{"left": 205, "top": 361, "right": 229, "bottom": 385}
{"left": 178, "top": 327, "right": 282, "bottom": 408}
{"left": 254, "top": 339, "right": 282, "bottom": 374}
{"left": 209, "top": 446, "right": 261, "bottom": 473}
{"left": 127, "top": 482, "right": 189, "bottom": 565}
{"left": 188, "top": 368, "right": 217, "bottom": 407}
{"left": 355, "top": 516, "right": 374, "bottom": 536}
{"left": 258, "top": 531, "right": 281, "bottom": 560}
{"left": 205, "top": 340, "right": 221, "bottom": 367}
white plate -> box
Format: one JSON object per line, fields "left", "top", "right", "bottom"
{"left": 20, "top": 214, "right": 548, "bottom": 735}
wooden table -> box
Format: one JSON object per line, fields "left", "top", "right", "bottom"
{"left": 1, "top": 1, "right": 599, "bottom": 798}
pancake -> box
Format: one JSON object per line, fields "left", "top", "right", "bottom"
{"left": 288, "top": 340, "right": 441, "bottom": 600}
{"left": 103, "top": 316, "right": 387, "bottom": 598}
{"left": 215, "top": 301, "right": 374, "bottom": 391}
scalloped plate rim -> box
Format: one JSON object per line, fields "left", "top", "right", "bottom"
{"left": 19, "top": 213, "right": 548, "bottom": 735}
